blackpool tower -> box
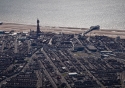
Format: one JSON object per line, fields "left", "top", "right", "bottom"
{"left": 37, "top": 19, "right": 40, "bottom": 35}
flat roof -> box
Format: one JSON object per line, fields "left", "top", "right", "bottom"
{"left": 101, "top": 51, "right": 112, "bottom": 53}
{"left": 68, "top": 72, "right": 77, "bottom": 75}
{"left": 87, "top": 45, "right": 97, "bottom": 50}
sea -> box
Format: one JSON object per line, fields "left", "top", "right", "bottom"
{"left": 0, "top": 0, "right": 125, "bottom": 30}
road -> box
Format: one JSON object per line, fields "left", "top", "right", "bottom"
{"left": 0, "top": 49, "right": 38, "bottom": 87}
{"left": 36, "top": 70, "right": 42, "bottom": 88}
{"left": 68, "top": 51, "right": 105, "bottom": 88}
{"left": 38, "top": 60, "right": 57, "bottom": 88}
{"left": 42, "top": 49, "right": 71, "bottom": 88}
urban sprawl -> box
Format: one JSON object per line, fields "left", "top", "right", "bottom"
{"left": 0, "top": 20, "right": 125, "bottom": 88}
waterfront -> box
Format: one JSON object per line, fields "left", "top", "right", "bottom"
{"left": 0, "top": 0, "right": 125, "bottom": 29}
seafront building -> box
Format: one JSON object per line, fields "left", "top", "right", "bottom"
{"left": 0, "top": 20, "right": 125, "bottom": 88}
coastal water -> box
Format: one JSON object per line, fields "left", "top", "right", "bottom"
{"left": 0, "top": 0, "right": 125, "bottom": 29}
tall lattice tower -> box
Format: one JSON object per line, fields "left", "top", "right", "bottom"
{"left": 37, "top": 19, "right": 40, "bottom": 35}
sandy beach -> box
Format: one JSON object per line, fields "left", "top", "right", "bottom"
{"left": 0, "top": 23, "right": 125, "bottom": 39}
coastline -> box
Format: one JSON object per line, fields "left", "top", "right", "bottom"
{"left": 0, "top": 23, "right": 125, "bottom": 39}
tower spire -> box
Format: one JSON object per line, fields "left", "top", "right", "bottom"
{"left": 37, "top": 19, "right": 40, "bottom": 35}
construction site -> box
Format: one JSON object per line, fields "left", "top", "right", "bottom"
{"left": 0, "top": 20, "right": 125, "bottom": 88}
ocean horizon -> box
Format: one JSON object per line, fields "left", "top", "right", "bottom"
{"left": 0, "top": 0, "right": 125, "bottom": 30}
